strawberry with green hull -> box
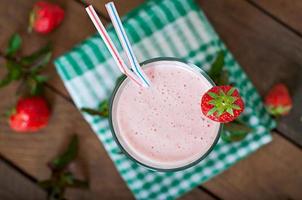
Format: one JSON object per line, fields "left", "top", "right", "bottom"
{"left": 29, "top": 1, "right": 65, "bottom": 34}
{"left": 9, "top": 96, "right": 50, "bottom": 132}
{"left": 265, "top": 83, "right": 292, "bottom": 116}
{"left": 201, "top": 85, "right": 244, "bottom": 123}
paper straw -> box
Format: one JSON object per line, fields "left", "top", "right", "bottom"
{"left": 105, "top": 2, "right": 150, "bottom": 87}
{"left": 85, "top": 5, "right": 144, "bottom": 87}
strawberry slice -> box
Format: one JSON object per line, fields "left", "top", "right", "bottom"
{"left": 201, "top": 85, "right": 244, "bottom": 123}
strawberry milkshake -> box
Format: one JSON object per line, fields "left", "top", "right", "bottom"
{"left": 109, "top": 59, "right": 221, "bottom": 171}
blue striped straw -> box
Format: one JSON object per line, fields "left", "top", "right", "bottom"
{"left": 105, "top": 2, "right": 151, "bottom": 87}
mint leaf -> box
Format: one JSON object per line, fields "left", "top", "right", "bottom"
{"left": 6, "top": 61, "right": 22, "bottom": 80}
{"left": 81, "top": 100, "right": 109, "bottom": 118}
{"left": 222, "top": 120, "right": 253, "bottom": 142}
{"left": 34, "top": 75, "right": 48, "bottom": 83}
{"left": 6, "top": 33, "right": 22, "bottom": 57}
{"left": 51, "top": 135, "right": 78, "bottom": 170}
{"left": 0, "top": 61, "right": 23, "bottom": 88}
{"left": 98, "top": 100, "right": 109, "bottom": 117}
{"left": 30, "top": 81, "right": 44, "bottom": 96}
{"left": 208, "top": 51, "right": 225, "bottom": 81}
{"left": 34, "top": 51, "right": 52, "bottom": 68}
{"left": 81, "top": 108, "right": 105, "bottom": 116}
{"left": 21, "top": 43, "right": 52, "bottom": 66}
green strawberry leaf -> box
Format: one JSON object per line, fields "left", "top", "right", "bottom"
{"left": 227, "top": 87, "right": 236, "bottom": 96}
{"left": 226, "top": 108, "right": 234, "bottom": 116}
{"left": 232, "top": 104, "right": 241, "bottom": 110}
{"left": 50, "top": 135, "right": 78, "bottom": 170}
{"left": 207, "top": 107, "right": 217, "bottom": 116}
{"left": 208, "top": 92, "right": 218, "bottom": 98}
{"left": 208, "top": 51, "right": 225, "bottom": 81}
{"left": 6, "top": 33, "right": 22, "bottom": 57}
{"left": 221, "top": 120, "right": 253, "bottom": 142}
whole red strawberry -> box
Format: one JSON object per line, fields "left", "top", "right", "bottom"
{"left": 9, "top": 96, "right": 50, "bottom": 132}
{"left": 201, "top": 85, "right": 244, "bottom": 123}
{"left": 265, "top": 83, "right": 292, "bottom": 116}
{"left": 29, "top": 1, "right": 64, "bottom": 34}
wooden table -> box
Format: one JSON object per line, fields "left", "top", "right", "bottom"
{"left": 0, "top": 0, "right": 301, "bottom": 199}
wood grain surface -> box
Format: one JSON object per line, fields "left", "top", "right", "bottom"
{"left": 203, "top": 133, "right": 302, "bottom": 199}
{"left": 0, "top": 159, "right": 46, "bottom": 200}
{"left": 250, "top": 0, "right": 302, "bottom": 35}
{"left": 0, "top": 0, "right": 301, "bottom": 199}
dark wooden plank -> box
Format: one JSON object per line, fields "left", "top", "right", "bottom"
{"left": 0, "top": 159, "right": 46, "bottom": 200}
{"left": 203, "top": 133, "right": 302, "bottom": 199}
{"left": 198, "top": 0, "right": 302, "bottom": 146}
{"left": 180, "top": 189, "right": 216, "bottom": 200}
{"left": 249, "top": 0, "right": 302, "bottom": 35}
{"left": 83, "top": 0, "right": 144, "bottom": 18}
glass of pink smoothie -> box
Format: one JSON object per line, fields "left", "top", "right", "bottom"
{"left": 109, "top": 58, "right": 222, "bottom": 171}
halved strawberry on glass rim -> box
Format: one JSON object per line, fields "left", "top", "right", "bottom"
{"left": 201, "top": 85, "right": 244, "bottom": 123}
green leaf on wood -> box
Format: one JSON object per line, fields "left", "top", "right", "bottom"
{"left": 30, "top": 82, "right": 44, "bottom": 96}
{"left": 6, "top": 60, "right": 22, "bottom": 80}
{"left": 51, "top": 135, "right": 78, "bottom": 170}
{"left": 35, "top": 51, "right": 52, "bottom": 68}
{"left": 34, "top": 75, "right": 48, "bottom": 83}
{"left": 21, "top": 43, "right": 52, "bottom": 66}
{"left": 221, "top": 119, "right": 253, "bottom": 143}
{"left": 39, "top": 135, "right": 88, "bottom": 200}
{"left": 6, "top": 33, "right": 22, "bottom": 57}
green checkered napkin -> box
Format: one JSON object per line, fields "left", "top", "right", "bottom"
{"left": 54, "top": 0, "right": 275, "bottom": 199}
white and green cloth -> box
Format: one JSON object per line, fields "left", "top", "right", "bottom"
{"left": 55, "top": 0, "right": 275, "bottom": 199}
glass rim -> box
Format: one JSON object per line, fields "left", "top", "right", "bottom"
{"left": 108, "top": 57, "right": 223, "bottom": 172}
